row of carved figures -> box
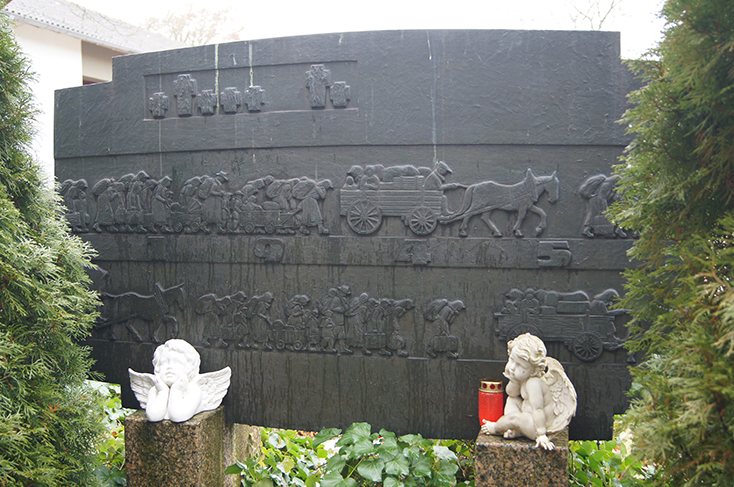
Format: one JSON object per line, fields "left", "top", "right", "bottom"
{"left": 148, "top": 65, "right": 350, "bottom": 118}
{"left": 95, "top": 282, "right": 467, "bottom": 359}
{"left": 60, "top": 163, "right": 630, "bottom": 238}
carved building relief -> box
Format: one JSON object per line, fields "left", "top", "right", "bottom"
{"left": 494, "top": 287, "right": 627, "bottom": 362}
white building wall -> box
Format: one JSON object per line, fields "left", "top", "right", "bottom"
{"left": 13, "top": 21, "right": 83, "bottom": 186}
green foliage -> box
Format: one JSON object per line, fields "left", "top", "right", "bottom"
{"left": 91, "top": 382, "right": 132, "bottom": 487}
{"left": 226, "top": 424, "right": 474, "bottom": 487}
{"left": 610, "top": 0, "right": 734, "bottom": 485}
{"left": 569, "top": 437, "right": 662, "bottom": 487}
{"left": 0, "top": 14, "right": 105, "bottom": 487}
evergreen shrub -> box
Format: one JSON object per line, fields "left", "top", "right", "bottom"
{"left": 611, "top": 0, "right": 734, "bottom": 485}
{"left": 0, "top": 14, "right": 104, "bottom": 487}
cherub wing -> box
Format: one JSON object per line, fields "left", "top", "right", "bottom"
{"left": 128, "top": 369, "right": 155, "bottom": 409}
{"left": 542, "top": 357, "right": 577, "bottom": 433}
{"left": 196, "top": 366, "right": 232, "bottom": 412}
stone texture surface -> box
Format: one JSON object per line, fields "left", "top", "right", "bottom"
{"left": 125, "top": 407, "right": 260, "bottom": 487}
{"left": 474, "top": 429, "right": 569, "bottom": 487}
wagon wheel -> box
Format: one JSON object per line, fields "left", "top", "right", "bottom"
{"left": 507, "top": 323, "right": 543, "bottom": 341}
{"left": 408, "top": 206, "right": 437, "bottom": 236}
{"left": 243, "top": 222, "right": 255, "bottom": 234}
{"left": 264, "top": 222, "right": 276, "bottom": 234}
{"left": 276, "top": 339, "right": 286, "bottom": 350}
{"left": 172, "top": 221, "right": 184, "bottom": 233}
{"left": 293, "top": 341, "right": 303, "bottom": 351}
{"left": 347, "top": 200, "right": 382, "bottom": 235}
{"left": 572, "top": 332, "right": 604, "bottom": 362}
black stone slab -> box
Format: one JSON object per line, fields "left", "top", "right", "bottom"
{"left": 56, "top": 30, "right": 639, "bottom": 440}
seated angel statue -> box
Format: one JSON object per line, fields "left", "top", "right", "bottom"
{"left": 481, "top": 333, "right": 576, "bottom": 450}
{"left": 129, "top": 339, "right": 231, "bottom": 422}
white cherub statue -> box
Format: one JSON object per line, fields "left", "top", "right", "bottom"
{"left": 481, "top": 333, "right": 576, "bottom": 450}
{"left": 129, "top": 339, "right": 231, "bottom": 423}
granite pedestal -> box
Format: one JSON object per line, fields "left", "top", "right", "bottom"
{"left": 125, "top": 407, "right": 260, "bottom": 487}
{"left": 474, "top": 429, "right": 569, "bottom": 487}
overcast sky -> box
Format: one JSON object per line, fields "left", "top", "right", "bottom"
{"left": 69, "top": 0, "right": 666, "bottom": 59}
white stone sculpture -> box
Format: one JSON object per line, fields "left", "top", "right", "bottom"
{"left": 480, "top": 333, "right": 576, "bottom": 450}
{"left": 129, "top": 339, "right": 231, "bottom": 422}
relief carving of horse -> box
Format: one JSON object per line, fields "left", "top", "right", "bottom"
{"left": 97, "top": 282, "right": 186, "bottom": 343}
{"left": 439, "top": 168, "right": 559, "bottom": 237}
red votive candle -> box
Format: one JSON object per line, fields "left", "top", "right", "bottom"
{"left": 478, "top": 381, "right": 504, "bottom": 424}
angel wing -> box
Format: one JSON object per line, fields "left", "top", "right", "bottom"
{"left": 542, "top": 357, "right": 577, "bottom": 433}
{"left": 195, "top": 366, "right": 232, "bottom": 413}
{"left": 128, "top": 368, "right": 155, "bottom": 409}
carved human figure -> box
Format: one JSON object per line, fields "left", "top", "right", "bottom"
{"left": 320, "top": 286, "right": 353, "bottom": 354}
{"left": 306, "top": 64, "right": 331, "bottom": 108}
{"left": 579, "top": 174, "right": 627, "bottom": 238}
{"left": 424, "top": 299, "right": 465, "bottom": 358}
{"left": 481, "top": 333, "right": 576, "bottom": 450}
{"left": 346, "top": 293, "right": 371, "bottom": 355}
{"left": 424, "top": 161, "right": 464, "bottom": 215}
{"left": 92, "top": 179, "right": 117, "bottom": 232}
{"left": 264, "top": 178, "right": 298, "bottom": 211}
{"left": 60, "top": 179, "right": 90, "bottom": 232}
{"left": 381, "top": 298, "right": 413, "bottom": 357}
{"left": 129, "top": 339, "right": 231, "bottom": 422}
{"left": 293, "top": 177, "right": 333, "bottom": 234}
{"left": 151, "top": 176, "right": 174, "bottom": 232}
{"left": 246, "top": 292, "right": 274, "bottom": 350}
{"left": 359, "top": 166, "right": 380, "bottom": 190}
{"left": 199, "top": 172, "right": 229, "bottom": 233}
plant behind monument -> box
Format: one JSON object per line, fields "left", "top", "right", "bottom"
{"left": 226, "top": 423, "right": 474, "bottom": 487}
{"left": 0, "top": 14, "right": 105, "bottom": 487}
{"left": 609, "top": 0, "right": 734, "bottom": 485}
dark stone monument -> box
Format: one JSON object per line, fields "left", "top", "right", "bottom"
{"left": 55, "top": 30, "right": 638, "bottom": 440}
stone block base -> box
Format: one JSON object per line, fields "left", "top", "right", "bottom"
{"left": 474, "top": 429, "right": 569, "bottom": 487}
{"left": 125, "top": 407, "right": 260, "bottom": 487}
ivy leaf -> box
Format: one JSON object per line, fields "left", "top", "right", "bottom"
{"left": 432, "top": 445, "right": 458, "bottom": 462}
{"left": 384, "top": 476, "right": 405, "bottom": 487}
{"left": 321, "top": 471, "right": 357, "bottom": 487}
{"left": 314, "top": 428, "right": 342, "bottom": 448}
{"left": 253, "top": 480, "right": 274, "bottom": 487}
{"left": 338, "top": 422, "right": 372, "bottom": 446}
{"left": 325, "top": 456, "right": 346, "bottom": 474}
{"left": 384, "top": 454, "right": 410, "bottom": 476}
{"left": 411, "top": 456, "right": 432, "bottom": 477}
{"left": 352, "top": 438, "right": 376, "bottom": 457}
{"left": 357, "top": 457, "right": 385, "bottom": 482}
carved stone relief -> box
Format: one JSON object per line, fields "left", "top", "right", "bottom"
{"left": 244, "top": 86, "right": 266, "bottom": 112}
{"left": 60, "top": 178, "right": 90, "bottom": 232}
{"left": 494, "top": 287, "right": 627, "bottom": 362}
{"left": 253, "top": 238, "right": 285, "bottom": 262}
{"left": 341, "top": 163, "right": 560, "bottom": 238}
{"left": 306, "top": 64, "right": 331, "bottom": 108}
{"left": 537, "top": 241, "right": 572, "bottom": 267}
{"left": 148, "top": 92, "right": 169, "bottom": 119}
{"left": 395, "top": 240, "right": 432, "bottom": 266}
{"left": 83, "top": 171, "right": 333, "bottom": 235}
{"left": 96, "top": 282, "right": 186, "bottom": 343}
{"left": 220, "top": 87, "right": 242, "bottom": 114}
{"left": 425, "top": 299, "right": 466, "bottom": 358}
{"left": 173, "top": 74, "right": 198, "bottom": 116}
{"left": 92, "top": 280, "right": 479, "bottom": 360}
{"left": 198, "top": 89, "right": 217, "bottom": 115}
{"left": 579, "top": 174, "right": 628, "bottom": 238}
{"left": 330, "top": 81, "right": 351, "bottom": 108}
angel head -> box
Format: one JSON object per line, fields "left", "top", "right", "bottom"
{"left": 152, "top": 339, "right": 201, "bottom": 386}
{"left": 505, "top": 333, "right": 547, "bottom": 381}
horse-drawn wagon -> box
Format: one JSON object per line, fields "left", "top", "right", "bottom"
{"left": 340, "top": 176, "right": 443, "bottom": 236}
{"left": 494, "top": 288, "right": 626, "bottom": 362}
